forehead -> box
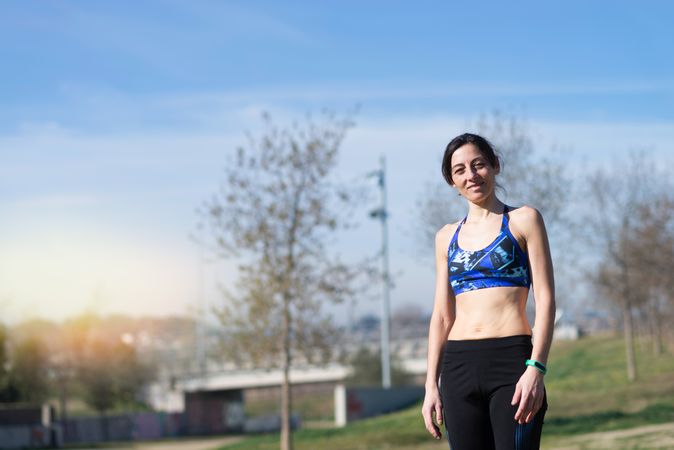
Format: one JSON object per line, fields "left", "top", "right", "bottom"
{"left": 451, "top": 143, "right": 485, "bottom": 166}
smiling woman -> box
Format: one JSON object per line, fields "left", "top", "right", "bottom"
{"left": 421, "top": 133, "right": 556, "bottom": 450}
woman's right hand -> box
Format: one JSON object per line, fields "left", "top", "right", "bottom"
{"left": 421, "top": 385, "right": 444, "bottom": 440}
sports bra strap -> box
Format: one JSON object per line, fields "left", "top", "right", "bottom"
{"left": 501, "top": 204, "right": 509, "bottom": 228}
{"left": 448, "top": 219, "right": 464, "bottom": 249}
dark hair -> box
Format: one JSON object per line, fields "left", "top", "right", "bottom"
{"left": 441, "top": 133, "right": 500, "bottom": 186}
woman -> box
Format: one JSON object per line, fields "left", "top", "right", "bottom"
{"left": 421, "top": 133, "right": 555, "bottom": 450}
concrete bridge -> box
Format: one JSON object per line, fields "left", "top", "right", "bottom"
{"left": 147, "top": 338, "right": 428, "bottom": 413}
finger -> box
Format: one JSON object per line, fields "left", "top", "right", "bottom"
{"left": 525, "top": 400, "right": 539, "bottom": 424}
{"left": 423, "top": 413, "right": 441, "bottom": 439}
{"left": 511, "top": 384, "right": 522, "bottom": 406}
{"left": 435, "top": 404, "right": 443, "bottom": 425}
{"left": 422, "top": 410, "right": 432, "bottom": 430}
{"left": 522, "top": 394, "right": 538, "bottom": 424}
{"left": 515, "top": 392, "right": 530, "bottom": 422}
{"left": 526, "top": 398, "right": 543, "bottom": 423}
{"left": 423, "top": 416, "right": 432, "bottom": 433}
{"left": 525, "top": 401, "right": 540, "bottom": 424}
{"left": 514, "top": 394, "right": 526, "bottom": 420}
{"left": 426, "top": 422, "right": 441, "bottom": 439}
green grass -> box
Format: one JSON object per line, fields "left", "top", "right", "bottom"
{"left": 245, "top": 389, "right": 334, "bottom": 421}
{"left": 545, "top": 335, "right": 674, "bottom": 419}
{"left": 221, "top": 403, "right": 432, "bottom": 450}
{"left": 50, "top": 396, "right": 153, "bottom": 419}
{"left": 543, "top": 402, "right": 674, "bottom": 435}
{"left": 220, "top": 335, "right": 674, "bottom": 450}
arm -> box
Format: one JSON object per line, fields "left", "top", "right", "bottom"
{"left": 512, "top": 206, "right": 556, "bottom": 424}
{"left": 421, "top": 227, "right": 456, "bottom": 439}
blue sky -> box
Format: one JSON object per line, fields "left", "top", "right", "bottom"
{"left": 1, "top": 1, "right": 673, "bottom": 323}
{"left": 3, "top": 1, "right": 674, "bottom": 126}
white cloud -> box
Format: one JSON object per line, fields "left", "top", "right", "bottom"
{"left": 8, "top": 193, "right": 100, "bottom": 209}
{"left": 5, "top": 79, "right": 672, "bottom": 138}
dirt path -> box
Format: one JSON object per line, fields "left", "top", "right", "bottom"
{"left": 100, "top": 436, "right": 243, "bottom": 450}
{"left": 545, "top": 421, "right": 674, "bottom": 450}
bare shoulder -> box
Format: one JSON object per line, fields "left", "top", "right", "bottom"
{"left": 435, "top": 221, "right": 460, "bottom": 253}
{"left": 508, "top": 205, "right": 546, "bottom": 237}
{"left": 509, "top": 204, "right": 543, "bottom": 222}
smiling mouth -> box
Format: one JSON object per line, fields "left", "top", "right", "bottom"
{"left": 467, "top": 183, "right": 483, "bottom": 189}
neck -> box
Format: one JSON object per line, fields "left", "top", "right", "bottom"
{"left": 465, "top": 195, "right": 504, "bottom": 222}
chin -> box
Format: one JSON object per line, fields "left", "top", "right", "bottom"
{"left": 464, "top": 191, "right": 490, "bottom": 203}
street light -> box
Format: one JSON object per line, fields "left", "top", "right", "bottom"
{"left": 367, "top": 155, "right": 391, "bottom": 389}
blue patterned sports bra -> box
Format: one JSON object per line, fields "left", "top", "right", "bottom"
{"left": 448, "top": 205, "right": 531, "bottom": 296}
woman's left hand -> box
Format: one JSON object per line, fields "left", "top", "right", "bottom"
{"left": 511, "top": 366, "right": 545, "bottom": 424}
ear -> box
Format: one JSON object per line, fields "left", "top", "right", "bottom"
{"left": 494, "top": 159, "right": 501, "bottom": 175}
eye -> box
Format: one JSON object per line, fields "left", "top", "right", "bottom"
{"left": 453, "top": 168, "right": 464, "bottom": 175}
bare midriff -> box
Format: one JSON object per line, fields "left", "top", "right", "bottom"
{"left": 447, "top": 286, "right": 531, "bottom": 340}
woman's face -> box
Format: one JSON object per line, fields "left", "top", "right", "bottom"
{"left": 449, "top": 143, "right": 499, "bottom": 201}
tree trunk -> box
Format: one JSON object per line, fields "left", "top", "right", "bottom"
{"left": 648, "top": 300, "right": 663, "bottom": 356}
{"left": 622, "top": 302, "right": 637, "bottom": 382}
{"left": 280, "top": 188, "right": 301, "bottom": 450}
{"left": 59, "top": 376, "right": 68, "bottom": 440}
{"left": 280, "top": 360, "right": 292, "bottom": 450}
{"left": 101, "top": 411, "right": 109, "bottom": 442}
{"left": 280, "top": 292, "right": 293, "bottom": 450}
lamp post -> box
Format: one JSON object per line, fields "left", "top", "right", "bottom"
{"left": 195, "top": 223, "right": 208, "bottom": 387}
{"left": 368, "top": 155, "right": 391, "bottom": 389}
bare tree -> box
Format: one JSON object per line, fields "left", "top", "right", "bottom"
{"left": 583, "top": 152, "right": 674, "bottom": 381}
{"left": 199, "top": 112, "right": 372, "bottom": 450}
{"left": 622, "top": 197, "right": 674, "bottom": 356}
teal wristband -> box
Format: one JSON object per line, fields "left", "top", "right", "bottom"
{"left": 525, "top": 359, "right": 547, "bottom": 374}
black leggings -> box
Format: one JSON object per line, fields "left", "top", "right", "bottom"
{"left": 439, "top": 335, "right": 547, "bottom": 450}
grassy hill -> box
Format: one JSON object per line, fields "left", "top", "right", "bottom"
{"left": 220, "top": 334, "right": 674, "bottom": 450}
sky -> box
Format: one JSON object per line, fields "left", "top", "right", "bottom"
{"left": 1, "top": 1, "right": 674, "bottom": 325}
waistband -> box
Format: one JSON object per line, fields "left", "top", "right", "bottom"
{"left": 444, "top": 334, "right": 532, "bottom": 353}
